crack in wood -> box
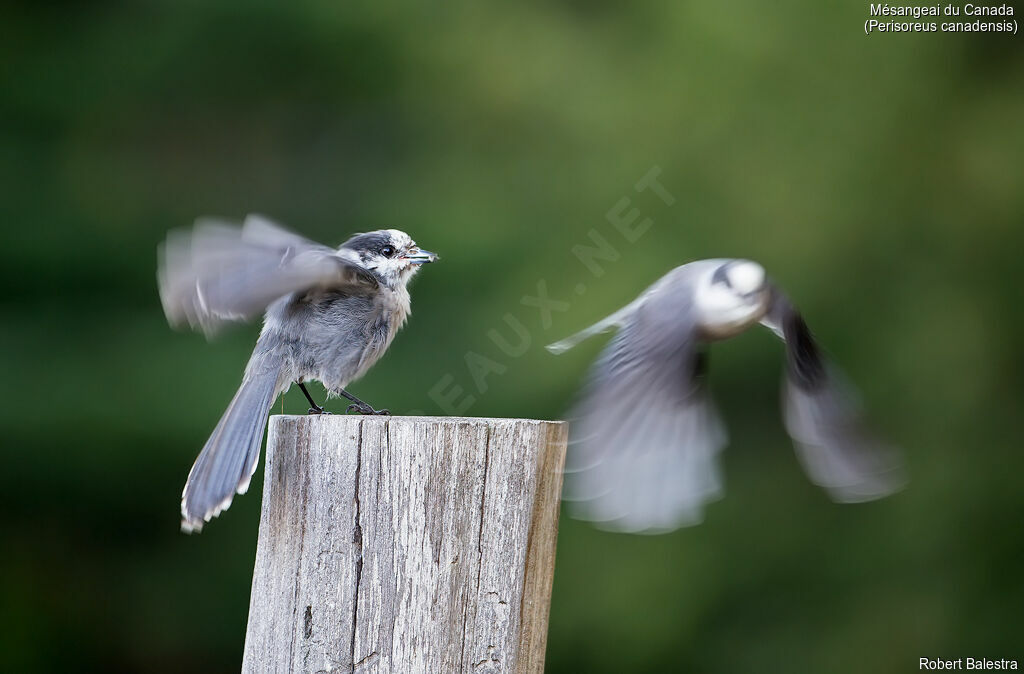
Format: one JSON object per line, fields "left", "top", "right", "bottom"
{"left": 460, "top": 424, "right": 492, "bottom": 670}
{"left": 349, "top": 419, "right": 365, "bottom": 672}
{"left": 353, "top": 650, "right": 379, "bottom": 669}
{"left": 288, "top": 418, "right": 311, "bottom": 669}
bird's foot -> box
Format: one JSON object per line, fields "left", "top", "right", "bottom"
{"left": 307, "top": 405, "right": 332, "bottom": 415}
{"left": 346, "top": 403, "right": 390, "bottom": 416}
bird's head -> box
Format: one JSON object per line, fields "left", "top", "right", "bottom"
{"left": 341, "top": 229, "right": 438, "bottom": 287}
{"left": 696, "top": 259, "right": 770, "bottom": 338}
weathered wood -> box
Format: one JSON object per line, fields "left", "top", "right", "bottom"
{"left": 242, "top": 415, "right": 568, "bottom": 674}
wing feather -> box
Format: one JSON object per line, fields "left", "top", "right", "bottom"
{"left": 761, "top": 287, "right": 906, "bottom": 502}
{"left": 158, "top": 215, "right": 378, "bottom": 335}
{"left": 556, "top": 276, "right": 728, "bottom": 533}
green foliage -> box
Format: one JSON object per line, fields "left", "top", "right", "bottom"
{"left": 1, "top": 1, "right": 1022, "bottom": 671}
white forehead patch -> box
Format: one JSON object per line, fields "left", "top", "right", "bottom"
{"left": 727, "top": 261, "right": 765, "bottom": 294}
{"left": 385, "top": 229, "right": 415, "bottom": 248}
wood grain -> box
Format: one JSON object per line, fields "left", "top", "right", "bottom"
{"left": 242, "top": 415, "right": 567, "bottom": 673}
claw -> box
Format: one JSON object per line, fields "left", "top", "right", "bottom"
{"left": 346, "top": 403, "right": 388, "bottom": 415}
{"left": 308, "top": 405, "right": 331, "bottom": 415}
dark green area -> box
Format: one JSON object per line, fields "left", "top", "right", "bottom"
{"left": 2, "top": 2, "right": 1022, "bottom": 672}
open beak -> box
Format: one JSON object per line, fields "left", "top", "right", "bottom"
{"left": 406, "top": 248, "right": 438, "bottom": 265}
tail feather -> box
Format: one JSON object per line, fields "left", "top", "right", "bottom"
{"left": 181, "top": 363, "right": 282, "bottom": 533}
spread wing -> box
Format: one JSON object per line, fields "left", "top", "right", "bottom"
{"left": 158, "top": 214, "right": 378, "bottom": 335}
{"left": 761, "top": 287, "right": 906, "bottom": 502}
{"left": 548, "top": 272, "right": 727, "bottom": 533}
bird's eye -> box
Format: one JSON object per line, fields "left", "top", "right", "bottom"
{"left": 381, "top": 245, "right": 395, "bottom": 258}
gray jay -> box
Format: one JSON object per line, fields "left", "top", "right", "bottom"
{"left": 547, "top": 259, "right": 905, "bottom": 534}
{"left": 158, "top": 215, "right": 437, "bottom": 532}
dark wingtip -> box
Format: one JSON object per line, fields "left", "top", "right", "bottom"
{"left": 785, "top": 311, "right": 827, "bottom": 389}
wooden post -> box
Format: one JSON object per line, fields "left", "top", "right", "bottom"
{"left": 242, "top": 415, "right": 568, "bottom": 673}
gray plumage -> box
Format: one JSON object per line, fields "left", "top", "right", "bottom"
{"left": 547, "top": 259, "right": 905, "bottom": 534}
{"left": 159, "top": 215, "right": 437, "bottom": 532}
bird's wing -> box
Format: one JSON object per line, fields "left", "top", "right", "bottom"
{"left": 546, "top": 270, "right": 685, "bottom": 354}
{"left": 545, "top": 297, "right": 646, "bottom": 355}
{"left": 760, "top": 287, "right": 906, "bottom": 502}
{"left": 555, "top": 279, "right": 728, "bottom": 533}
{"left": 158, "top": 215, "right": 378, "bottom": 336}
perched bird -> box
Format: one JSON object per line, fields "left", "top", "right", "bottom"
{"left": 547, "top": 259, "right": 905, "bottom": 534}
{"left": 158, "top": 215, "right": 437, "bottom": 532}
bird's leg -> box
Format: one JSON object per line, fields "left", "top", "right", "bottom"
{"left": 336, "top": 389, "right": 390, "bottom": 416}
{"left": 683, "top": 349, "right": 711, "bottom": 398}
{"left": 693, "top": 349, "right": 709, "bottom": 379}
{"left": 298, "top": 382, "right": 330, "bottom": 415}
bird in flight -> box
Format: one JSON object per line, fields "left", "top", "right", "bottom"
{"left": 547, "top": 259, "right": 905, "bottom": 534}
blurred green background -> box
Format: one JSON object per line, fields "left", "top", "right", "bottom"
{"left": 2, "top": 1, "right": 1022, "bottom": 672}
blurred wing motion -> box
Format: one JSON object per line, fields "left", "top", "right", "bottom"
{"left": 546, "top": 298, "right": 646, "bottom": 355}
{"left": 158, "top": 214, "right": 378, "bottom": 335}
{"left": 548, "top": 278, "right": 727, "bottom": 533}
{"left": 762, "top": 287, "right": 906, "bottom": 502}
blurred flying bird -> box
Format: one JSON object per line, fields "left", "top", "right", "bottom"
{"left": 158, "top": 215, "right": 437, "bottom": 532}
{"left": 547, "top": 259, "right": 904, "bottom": 533}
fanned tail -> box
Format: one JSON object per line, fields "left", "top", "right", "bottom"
{"left": 180, "top": 355, "right": 283, "bottom": 533}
